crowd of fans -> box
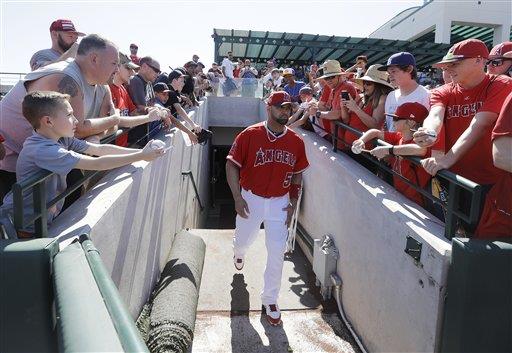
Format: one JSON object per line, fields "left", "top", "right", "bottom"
{"left": 0, "top": 18, "right": 510, "bottom": 240}
{"left": 0, "top": 19, "right": 213, "bottom": 238}
{"left": 248, "top": 39, "right": 511, "bottom": 239}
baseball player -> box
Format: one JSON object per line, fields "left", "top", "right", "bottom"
{"left": 226, "top": 91, "right": 309, "bottom": 326}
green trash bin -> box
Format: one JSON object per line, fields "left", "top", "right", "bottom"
{"left": 441, "top": 238, "right": 512, "bottom": 353}
{"left": 0, "top": 238, "right": 59, "bottom": 353}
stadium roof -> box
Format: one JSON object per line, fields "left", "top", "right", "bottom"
{"left": 212, "top": 28, "right": 452, "bottom": 68}
{"left": 414, "top": 24, "right": 512, "bottom": 48}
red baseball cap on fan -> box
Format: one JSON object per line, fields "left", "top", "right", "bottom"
{"left": 267, "top": 91, "right": 292, "bottom": 107}
{"left": 489, "top": 41, "right": 512, "bottom": 59}
{"left": 49, "top": 19, "right": 85, "bottom": 36}
{"left": 385, "top": 102, "right": 429, "bottom": 123}
{"left": 433, "top": 39, "right": 489, "bottom": 67}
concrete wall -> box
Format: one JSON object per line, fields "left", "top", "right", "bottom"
{"left": 207, "top": 96, "right": 265, "bottom": 127}
{"left": 296, "top": 129, "right": 451, "bottom": 352}
{"left": 49, "top": 100, "right": 211, "bottom": 318}
{"left": 370, "top": 0, "right": 511, "bottom": 45}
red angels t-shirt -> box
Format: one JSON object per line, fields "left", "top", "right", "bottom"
{"left": 476, "top": 92, "right": 512, "bottom": 238}
{"left": 227, "top": 122, "right": 310, "bottom": 198}
{"left": 384, "top": 132, "right": 431, "bottom": 207}
{"left": 430, "top": 74, "right": 511, "bottom": 184}
{"left": 109, "top": 83, "right": 137, "bottom": 147}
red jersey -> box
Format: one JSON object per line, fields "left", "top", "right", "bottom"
{"left": 344, "top": 103, "right": 382, "bottom": 148}
{"left": 475, "top": 92, "right": 512, "bottom": 238}
{"left": 319, "top": 86, "right": 332, "bottom": 134}
{"left": 109, "top": 83, "right": 137, "bottom": 147}
{"left": 384, "top": 132, "right": 431, "bottom": 207}
{"left": 318, "top": 81, "right": 358, "bottom": 136}
{"left": 491, "top": 91, "right": 512, "bottom": 142}
{"left": 227, "top": 122, "right": 309, "bottom": 198}
{"left": 430, "top": 74, "right": 511, "bottom": 184}
{"left": 0, "top": 133, "right": 4, "bottom": 143}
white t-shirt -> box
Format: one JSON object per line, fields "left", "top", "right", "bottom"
{"left": 384, "top": 84, "right": 430, "bottom": 131}
{"left": 221, "top": 57, "right": 234, "bottom": 79}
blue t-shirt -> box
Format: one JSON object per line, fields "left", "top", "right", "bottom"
{"left": 284, "top": 81, "right": 306, "bottom": 102}
{"left": 1, "top": 132, "right": 89, "bottom": 233}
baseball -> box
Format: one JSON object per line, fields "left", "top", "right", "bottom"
{"left": 351, "top": 144, "right": 363, "bottom": 154}
{"left": 150, "top": 140, "right": 166, "bottom": 150}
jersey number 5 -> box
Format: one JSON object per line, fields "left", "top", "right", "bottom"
{"left": 283, "top": 172, "right": 293, "bottom": 188}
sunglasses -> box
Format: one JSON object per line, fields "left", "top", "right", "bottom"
{"left": 324, "top": 76, "right": 337, "bottom": 81}
{"left": 362, "top": 81, "right": 374, "bottom": 86}
{"left": 147, "top": 64, "right": 161, "bottom": 74}
{"left": 487, "top": 59, "right": 511, "bottom": 67}
{"left": 392, "top": 116, "right": 405, "bottom": 122}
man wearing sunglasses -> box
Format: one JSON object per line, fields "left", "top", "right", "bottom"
{"left": 413, "top": 38, "right": 512, "bottom": 236}
{"left": 487, "top": 42, "right": 512, "bottom": 77}
{"left": 127, "top": 56, "right": 161, "bottom": 145}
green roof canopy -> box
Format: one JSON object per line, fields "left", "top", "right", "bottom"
{"left": 213, "top": 28, "right": 452, "bottom": 68}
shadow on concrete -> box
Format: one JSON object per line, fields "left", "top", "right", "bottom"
{"left": 285, "top": 246, "right": 338, "bottom": 312}
{"left": 229, "top": 273, "right": 292, "bottom": 353}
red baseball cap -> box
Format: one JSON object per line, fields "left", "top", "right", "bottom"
{"left": 267, "top": 91, "right": 292, "bottom": 107}
{"left": 385, "top": 102, "right": 429, "bottom": 123}
{"left": 433, "top": 39, "right": 489, "bottom": 67}
{"left": 489, "top": 41, "right": 512, "bottom": 59}
{"left": 49, "top": 19, "right": 85, "bottom": 36}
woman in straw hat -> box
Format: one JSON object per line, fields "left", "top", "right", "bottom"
{"left": 341, "top": 64, "right": 394, "bottom": 168}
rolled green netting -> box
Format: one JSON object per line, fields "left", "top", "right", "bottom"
{"left": 138, "top": 230, "right": 205, "bottom": 353}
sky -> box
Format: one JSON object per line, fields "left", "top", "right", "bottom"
{"left": 0, "top": 0, "right": 424, "bottom": 73}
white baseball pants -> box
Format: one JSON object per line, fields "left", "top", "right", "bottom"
{"left": 233, "top": 188, "right": 289, "bottom": 305}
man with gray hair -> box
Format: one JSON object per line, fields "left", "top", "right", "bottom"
{"left": 0, "top": 33, "right": 121, "bottom": 200}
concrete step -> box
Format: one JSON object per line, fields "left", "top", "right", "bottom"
{"left": 189, "top": 229, "right": 361, "bottom": 353}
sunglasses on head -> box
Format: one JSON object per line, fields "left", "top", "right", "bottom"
{"left": 487, "top": 59, "right": 510, "bottom": 67}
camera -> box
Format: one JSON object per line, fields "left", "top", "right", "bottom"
{"left": 341, "top": 91, "right": 349, "bottom": 100}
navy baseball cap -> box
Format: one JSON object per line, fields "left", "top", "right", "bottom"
{"left": 168, "top": 70, "right": 185, "bottom": 82}
{"left": 378, "top": 52, "right": 416, "bottom": 71}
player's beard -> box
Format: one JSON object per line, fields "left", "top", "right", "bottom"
{"left": 275, "top": 117, "right": 288, "bottom": 125}
{"left": 57, "top": 33, "right": 74, "bottom": 52}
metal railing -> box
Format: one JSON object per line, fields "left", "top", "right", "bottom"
{"left": 313, "top": 119, "right": 484, "bottom": 239}
{"left": 182, "top": 171, "right": 204, "bottom": 211}
{"left": 78, "top": 234, "right": 149, "bottom": 352}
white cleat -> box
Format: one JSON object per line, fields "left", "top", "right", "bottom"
{"left": 233, "top": 256, "right": 244, "bottom": 271}
{"left": 262, "top": 304, "right": 282, "bottom": 326}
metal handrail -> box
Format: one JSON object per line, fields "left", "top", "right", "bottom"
{"left": 79, "top": 234, "right": 149, "bottom": 353}
{"left": 312, "top": 119, "right": 484, "bottom": 239}
{"left": 182, "top": 171, "right": 204, "bottom": 211}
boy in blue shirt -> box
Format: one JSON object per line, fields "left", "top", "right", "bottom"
{"left": 0, "top": 91, "right": 165, "bottom": 238}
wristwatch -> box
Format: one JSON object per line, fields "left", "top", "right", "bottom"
{"left": 315, "top": 111, "right": 322, "bottom": 119}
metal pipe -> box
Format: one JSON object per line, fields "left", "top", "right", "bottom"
{"left": 79, "top": 234, "right": 149, "bottom": 353}
{"left": 331, "top": 273, "right": 368, "bottom": 353}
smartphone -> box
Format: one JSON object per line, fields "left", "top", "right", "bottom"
{"left": 341, "top": 91, "right": 349, "bottom": 100}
